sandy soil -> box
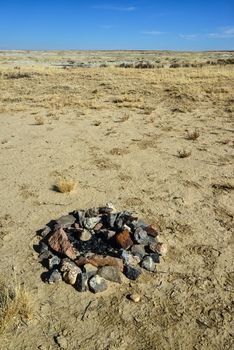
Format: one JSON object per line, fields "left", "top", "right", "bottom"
{"left": 0, "top": 51, "right": 233, "bottom": 350}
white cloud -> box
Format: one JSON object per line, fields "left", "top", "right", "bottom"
{"left": 141, "top": 31, "right": 164, "bottom": 36}
{"left": 179, "top": 34, "right": 198, "bottom": 40}
{"left": 207, "top": 26, "right": 234, "bottom": 38}
{"left": 93, "top": 5, "right": 136, "bottom": 12}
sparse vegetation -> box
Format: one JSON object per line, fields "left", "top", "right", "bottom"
{"left": 177, "top": 149, "right": 192, "bottom": 158}
{"left": 186, "top": 130, "right": 200, "bottom": 140}
{"left": 54, "top": 179, "right": 77, "bottom": 193}
{"left": 34, "top": 115, "right": 45, "bottom": 125}
{"left": 0, "top": 277, "right": 31, "bottom": 335}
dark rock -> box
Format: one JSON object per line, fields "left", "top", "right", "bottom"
{"left": 131, "top": 244, "right": 146, "bottom": 259}
{"left": 123, "top": 265, "right": 142, "bottom": 280}
{"left": 134, "top": 227, "right": 151, "bottom": 244}
{"left": 38, "top": 241, "right": 49, "bottom": 254}
{"left": 72, "top": 210, "right": 85, "bottom": 227}
{"left": 38, "top": 249, "right": 53, "bottom": 262}
{"left": 48, "top": 255, "right": 61, "bottom": 269}
{"left": 76, "top": 273, "right": 89, "bottom": 292}
{"left": 150, "top": 253, "right": 160, "bottom": 264}
{"left": 141, "top": 256, "right": 155, "bottom": 272}
{"left": 98, "top": 266, "right": 121, "bottom": 283}
{"left": 115, "top": 229, "right": 134, "bottom": 249}
{"left": 47, "top": 269, "right": 62, "bottom": 284}
{"left": 55, "top": 215, "right": 76, "bottom": 229}
{"left": 88, "top": 275, "right": 108, "bottom": 293}
{"left": 40, "top": 226, "right": 51, "bottom": 238}
{"left": 48, "top": 227, "right": 77, "bottom": 260}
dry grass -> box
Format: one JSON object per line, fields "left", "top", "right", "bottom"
{"left": 186, "top": 130, "right": 200, "bottom": 140}
{"left": 0, "top": 277, "right": 32, "bottom": 335}
{"left": 177, "top": 149, "right": 192, "bottom": 158}
{"left": 34, "top": 115, "right": 45, "bottom": 125}
{"left": 54, "top": 179, "right": 77, "bottom": 193}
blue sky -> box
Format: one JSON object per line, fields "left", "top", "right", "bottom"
{"left": 0, "top": 0, "right": 233, "bottom": 50}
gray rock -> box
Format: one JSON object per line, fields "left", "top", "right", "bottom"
{"left": 132, "top": 219, "right": 148, "bottom": 230}
{"left": 131, "top": 244, "right": 146, "bottom": 259}
{"left": 55, "top": 215, "right": 76, "bottom": 229}
{"left": 88, "top": 275, "right": 108, "bottom": 293}
{"left": 38, "top": 249, "right": 52, "bottom": 262}
{"left": 84, "top": 263, "right": 98, "bottom": 278}
{"left": 79, "top": 229, "right": 92, "bottom": 241}
{"left": 98, "top": 266, "right": 121, "bottom": 283}
{"left": 123, "top": 265, "right": 142, "bottom": 280}
{"left": 141, "top": 256, "right": 155, "bottom": 272}
{"left": 83, "top": 217, "right": 101, "bottom": 230}
{"left": 76, "top": 273, "right": 89, "bottom": 292}
{"left": 101, "top": 229, "right": 116, "bottom": 240}
{"left": 120, "top": 250, "right": 140, "bottom": 266}
{"left": 38, "top": 242, "right": 49, "bottom": 254}
{"left": 48, "top": 255, "right": 61, "bottom": 269}
{"left": 134, "top": 227, "right": 151, "bottom": 244}
{"left": 40, "top": 226, "right": 51, "bottom": 238}
{"left": 107, "top": 213, "right": 118, "bottom": 228}
{"left": 48, "top": 269, "right": 62, "bottom": 284}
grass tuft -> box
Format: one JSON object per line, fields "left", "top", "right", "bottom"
{"left": 177, "top": 149, "right": 191, "bottom": 158}
{"left": 0, "top": 277, "right": 32, "bottom": 335}
{"left": 34, "top": 116, "right": 45, "bottom": 125}
{"left": 186, "top": 130, "right": 200, "bottom": 140}
{"left": 54, "top": 179, "right": 77, "bottom": 193}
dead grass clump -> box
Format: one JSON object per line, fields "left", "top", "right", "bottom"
{"left": 6, "top": 72, "right": 31, "bottom": 79}
{"left": 34, "top": 116, "right": 45, "bottom": 125}
{"left": 0, "top": 277, "right": 31, "bottom": 335}
{"left": 54, "top": 179, "right": 77, "bottom": 193}
{"left": 177, "top": 149, "right": 192, "bottom": 158}
{"left": 186, "top": 130, "right": 200, "bottom": 140}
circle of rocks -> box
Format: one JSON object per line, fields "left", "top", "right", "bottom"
{"left": 37, "top": 203, "right": 166, "bottom": 294}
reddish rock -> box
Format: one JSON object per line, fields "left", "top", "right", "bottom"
{"left": 75, "top": 255, "right": 124, "bottom": 271}
{"left": 145, "top": 224, "right": 160, "bottom": 237}
{"left": 48, "top": 227, "right": 76, "bottom": 260}
{"left": 115, "top": 229, "right": 133, "bottom": 250}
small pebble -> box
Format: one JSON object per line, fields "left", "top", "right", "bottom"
{"left": 129, "top": 293, "right": 141, "bottom": 303}
{"left": 123, "top": 265, "right": 142, "bottom": 280}
{"left": 79, "top": 229, "right": 92, "bottom": 241}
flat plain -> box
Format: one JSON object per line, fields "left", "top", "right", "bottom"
{"left": 0, "top": 50, "right": 234, "bottom": 350}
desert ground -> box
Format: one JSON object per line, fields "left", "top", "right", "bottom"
{"left": 0, "top": 50, "right": 233, "bottom": 350}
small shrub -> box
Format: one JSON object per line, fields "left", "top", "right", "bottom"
{"left": 6, "top": 72, "right": 31, "bottom": 79}
{"left": 186, "top": 130, "right": 200, "bottom": 141}
{"left": 34, "top": 116, "right": 45, "bottom": 125}
{"left": 0, "top": 277, "right": 32, "bottom": 335}
{"left": 54, "top": 179, "right": 77, "bottom": 193}
{"left": 177, "top": 149, "right": 191, "bottom": 158}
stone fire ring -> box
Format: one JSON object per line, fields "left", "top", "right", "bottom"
{"left": 37, "top": 203, "right": 166, "bottom": 294}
